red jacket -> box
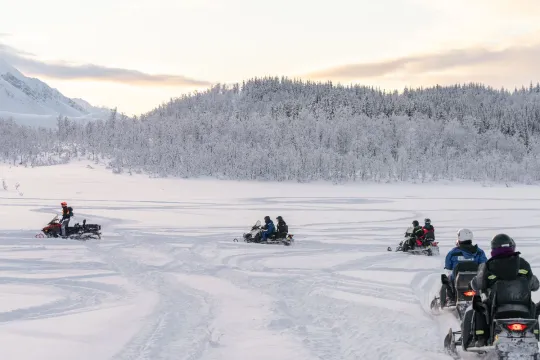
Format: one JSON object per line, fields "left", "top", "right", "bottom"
{"left": 422, "top": 226, "right": 435, "bottom": 240}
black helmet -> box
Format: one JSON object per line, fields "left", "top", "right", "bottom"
{"left": 264, "top": 216, "right": 271, "bottom": 222}
{"left": 412, "top": 220, "right": 419, "bottom": 227}
{"left": 277, "top": 216, "right": 283, "bottom": 221}
{"left": 424, "top": 218, "right": 431, "bottom": 224}
{"left": 491, "top": 233, "right": 515, "bottom": 250}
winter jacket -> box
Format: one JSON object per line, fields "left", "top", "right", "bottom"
{"left": 411, "top": 226, "right": 424, "bottom": 239}
{"left": 471, "top": 252, "right": 539, "bottom": 293}
{"left": 263, "top": 220, "right": 275, "bottom": 235}
{"left": 277, "top": 221, "right": 288, "bottom": 235}
{"left": 61, "top": 206, "right": 73, "bottom": 220}
{"left": 445, "top": 243, "right": 487, "bottom": 272}
{"left": 423, "top": 224, "right": 435, "bottom": 240}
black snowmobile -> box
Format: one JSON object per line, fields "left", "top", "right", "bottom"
{"left": 233, "top": 220, "right": 294, "bottom": 246}
{"left": 444, "top": 276, "right": 540, "bottom": 359}
{"left": 430, "top": 259, "right": 479, "bottom": 320}
{"left": 387, "top": 225, "right": 439, "bottom": 256}
{"left": 36, "top": 214, "right": 102, "bottom": 240}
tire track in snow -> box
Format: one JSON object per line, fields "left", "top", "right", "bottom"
{"left": 0, "top": 236, "right": 129, "bottom": 324}
{"left": 114, "top": 236, "right": 316, "bottom": 360}
{"left": 85, "top": 236, "right": 213, "bottom": 360}
{"left": 248, "top": 272, "right": 450, "bottom": 359}
{"left": 212, "top": 238, "right": 452, "bottom": 359}
{"left": 0, "top": 279, "right": 124, "bottom": 322}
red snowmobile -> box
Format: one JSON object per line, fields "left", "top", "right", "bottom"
{"left": 36, "top": 214, "right": 102, "bottom": 240}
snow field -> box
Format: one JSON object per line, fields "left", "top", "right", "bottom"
{"left": 2, "top": 161, "right": 540, "bottom": 359}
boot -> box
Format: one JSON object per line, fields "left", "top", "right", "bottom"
{"left": 473, "top": 336, "right": 486, "bottom": 348}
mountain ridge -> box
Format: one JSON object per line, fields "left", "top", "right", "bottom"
{"left": 0, "top": 59, "right": 110, "bottom": 127}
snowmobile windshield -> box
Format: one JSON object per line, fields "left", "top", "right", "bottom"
{"left": 405, "top": 226, "right": 414, "bottom": 236}
{"left": 255, "top": 220, "right": 261, "bottom": 227}
{"left": 49, "top": 214, "right": 60, "bottom": 224}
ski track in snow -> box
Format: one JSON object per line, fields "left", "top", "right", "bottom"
{"left": 3, "top": 163, "right": 540, "bottom": 359}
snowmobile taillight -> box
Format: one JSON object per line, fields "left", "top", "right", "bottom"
{"left": 507, "top": 323, "right": 527, "bottom": 331}
{"left": 463, "top": 290, "right": 475, "bottom": 296}
{"left": 432, "top": 242, "right": 438, "bottom": 246}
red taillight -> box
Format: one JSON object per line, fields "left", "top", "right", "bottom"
{"left": 463, "top": 290, "right": 476, "bottom": 296}
{"left": 507, "top": 323, "right": 527, "bottom": 331}
{"left": 432, "top": 242, "right": 438, "bottom": 246}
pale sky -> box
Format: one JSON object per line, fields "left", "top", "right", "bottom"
{"left": 1, "top": 0, "right": 540, "bottom": 115}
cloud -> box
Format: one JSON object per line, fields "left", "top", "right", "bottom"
{"left": 305, "top": 43, "right": 540, "bottom": 81}
{"left": 0, "top": 42, "right": 34, "bottom": 57}
{"left": 485, "top": 0, "right": 540, "bottom": 17}
{"left": 0, "top": 42, "right": 212, "bottom": 87}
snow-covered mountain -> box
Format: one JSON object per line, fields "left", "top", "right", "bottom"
{"left": 0, "top": 59, "right": 110, "bottom": 127}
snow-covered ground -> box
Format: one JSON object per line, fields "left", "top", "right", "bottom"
{"left": 2, "top": 162, "right": 540, "bottom": 359}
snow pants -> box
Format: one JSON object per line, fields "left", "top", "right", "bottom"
{"left": 61, "top": 218, "right": 70, "bottom": 236}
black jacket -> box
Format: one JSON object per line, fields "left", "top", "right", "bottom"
{"left": 412, "top": 226, "right": 423, "bottom": 239}
{"left": 277, "top": 221, "right": 288, "bottom": 234}
{"left": 61, "top": 206, "right": 73, "bottom": 220}
{"left": 471, "top": 252, "right": 539, "bottom": 292}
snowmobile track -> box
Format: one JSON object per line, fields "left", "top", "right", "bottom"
{"left": 85, "top": 237, "right": 214, "bottom": 360}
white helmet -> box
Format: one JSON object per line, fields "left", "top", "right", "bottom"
{"left": 457, "top": 228, "right": 473, "bottom": 242}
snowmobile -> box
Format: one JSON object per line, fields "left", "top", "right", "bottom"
{"left": 387, "top": 225, "right": 439, "bottom": 256}
{"left": 36, "top": 214, "right": 102, "bottom": 240}
{"left": 444, "top": 277, "right": 540, "bottom": 359}
{"left": 233, "top": 220, "right": 294, "bottom": 246}
{"left": 430, "top": 259, "right": 479, "bottom": 320}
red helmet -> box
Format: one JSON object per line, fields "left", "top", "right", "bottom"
{"left": 61, "top": 202, "right": 67, "bottom": 206}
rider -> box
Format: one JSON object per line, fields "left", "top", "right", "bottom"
{"left": 408, "top": 220, "right": 424, "bottom": 249}
{"left": 422, "top": 218, "right": 435, "bottom": 245}
{"left": 276, "top": 216, "right": 288, "bottom": 238}
{"left": 469, "top": 234, "right": 539, "bottom": 347}
{"left": 440, "top": 228, "right": 487, "bottom": 306}
{"left": 60, "top": 201, "right": 74, "bottom": 238}
{"left": 261, "top": 216, "right": 275, "bottom": 242}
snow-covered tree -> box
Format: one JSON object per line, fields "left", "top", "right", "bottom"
{"left": 3, "top": 78, "right": 540, "bottom": 183}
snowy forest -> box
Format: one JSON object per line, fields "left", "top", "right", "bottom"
{"left": 2, "top": 77, "right": 540, "bottom": 183}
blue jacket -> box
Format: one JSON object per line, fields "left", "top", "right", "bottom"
{"left": 445, "top": 244, "right": 487, "bottom": 273}
{"left": 263, "top": 220, "right": 275, "bottom": 235}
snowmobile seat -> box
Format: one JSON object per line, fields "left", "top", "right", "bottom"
{"left": 491, "top": 278, "right": 535, "bottom": 319}
{"left": 455, "top": 272, "right": 477, "bottom": 291}
{"left": 493, "top": 304, "right": 534, "bottom": 319}
{"left": 452, "top": 260, "right": 479, "bottom": 281}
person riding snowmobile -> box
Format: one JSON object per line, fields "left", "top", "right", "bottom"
{"left": 261, "top": 216, "right": 275, "bottom": 242}
{"left": 408, "top": 220, "right": 424, "bottom": 249}
{"left": 422, "top": 218, "right": 435, "bottom": 244}
{"left": 276, "top": 216, "right": 288, "bottom": 239}
{"left": 440, "top": 228, "right": 487, "bottom": 306}
{"left": 468, "top": 234, "right": 539, "bottom": 348}
{"left": 60, "top": 201, "right": 73, "bottom": 238}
